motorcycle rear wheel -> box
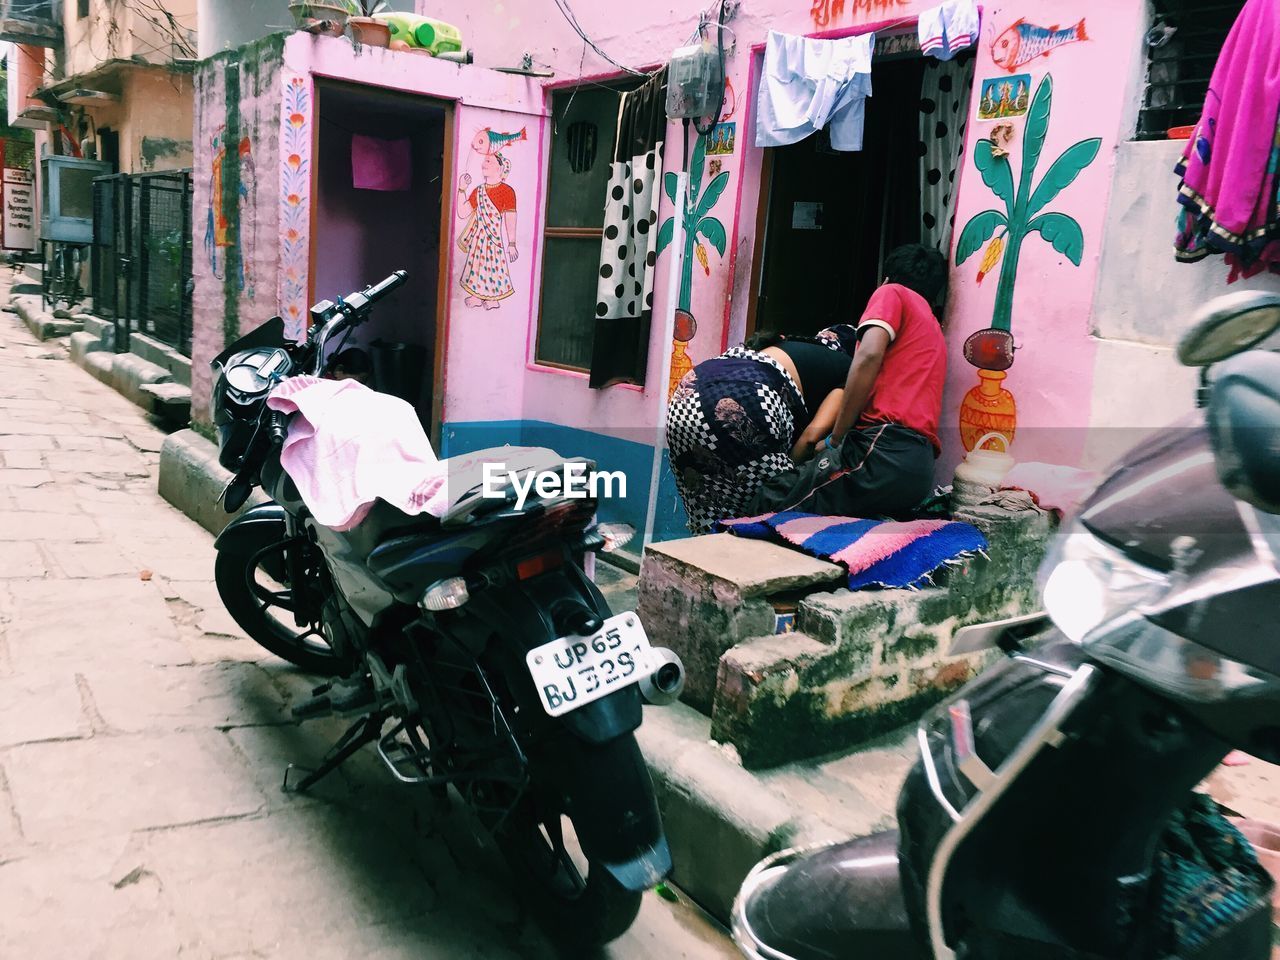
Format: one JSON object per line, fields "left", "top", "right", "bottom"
{"left": 496, "top": 782, "right": 643, "bottom": 949}
{"left": 214, "top": 528, "right": 351, "bottom": 676}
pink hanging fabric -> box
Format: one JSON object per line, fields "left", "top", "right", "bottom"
{"left": 351, "top": 134, "right": 412, "bottom": 192}
{"left": 1174, "top": 0, "right": 1280, "bottom": 280}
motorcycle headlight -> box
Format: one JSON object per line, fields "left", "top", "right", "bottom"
{"left": 1039, "top": 521, "right": 1171, "bottom": 643}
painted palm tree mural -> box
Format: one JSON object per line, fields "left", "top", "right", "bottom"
{"left": 656, "top": 135, "right": 730, "bottom": 397}
{"left": 954, "top": 74, "right": 1100, "bottom": 451}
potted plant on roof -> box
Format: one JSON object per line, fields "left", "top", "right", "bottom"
{"left": 288, "top": 0, "right": 350, "bottom": 36}
{"left": 348, "top": 0, "right": 391, "bottom": 47}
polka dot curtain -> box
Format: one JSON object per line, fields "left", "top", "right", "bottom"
{"left": 588, "top": 67, "right": 669, "bottom": 389}
{"left": 919, "top": 56, "right": 975, "bottom": 256}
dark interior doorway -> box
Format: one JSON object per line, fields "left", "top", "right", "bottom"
{"left": 313, "top": 81, "right": 450, "bottom": 437}
{"left": 750, "top": 51, "right": 968, "bottom": 338}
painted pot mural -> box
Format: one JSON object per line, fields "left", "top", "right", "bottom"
{"left": 954, "top": 73, "right": 1100, "bottom": 450}
{"left": 668, "top": 310, "right": 697, "bottom": 399}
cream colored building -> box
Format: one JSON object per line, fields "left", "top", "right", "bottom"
{"left": 13, "top": 0, "right": 198, "bottom": 173}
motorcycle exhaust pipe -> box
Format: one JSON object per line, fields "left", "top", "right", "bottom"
{"left": 639, "top": 647, "right": 685, "bottom": 706}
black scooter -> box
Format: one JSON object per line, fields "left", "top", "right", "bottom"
{"left": 209, "top": 272, "right": 686, "bottom": 948}
{"left": 732, "top": 291, "right": 1280, "bottom": 960}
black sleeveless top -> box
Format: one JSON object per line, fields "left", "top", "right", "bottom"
{"left": 778, "top": 340, "right": 852, "bottom": 427}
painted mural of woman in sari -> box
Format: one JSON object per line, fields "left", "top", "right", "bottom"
{"left": 456, "top": 151, "right": 518, "bottom": 309}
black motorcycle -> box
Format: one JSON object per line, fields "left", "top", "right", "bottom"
{"left": 732, "top": 291, "right": 1280, "bottom": 960}
{"left": 210, "top": 271, "right": 685, "bottom": 948}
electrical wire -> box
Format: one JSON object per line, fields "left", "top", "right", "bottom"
{"left": 550, "top": 0, "right": 650, "bottom": 77}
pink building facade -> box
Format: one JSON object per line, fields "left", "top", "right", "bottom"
{"left": 190, "top": 1, "right": 1275, "bottom": 543}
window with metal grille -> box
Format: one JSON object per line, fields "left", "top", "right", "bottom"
{"left": 1136, "top": 0, "right": 1245, "bottom": 140}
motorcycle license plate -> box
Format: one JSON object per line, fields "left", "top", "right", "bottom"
{"left": 526, "top": 612, "right": 652, "bottom": 717}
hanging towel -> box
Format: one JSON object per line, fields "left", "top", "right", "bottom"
{"left": 1174, "top": 0, "right": 1280, "bottom": 280}
{"left": 718, "top": 510, "right": 987, "bottom": 590}
{"left": 756, "top": 30, "right": 874, "bottom": 152}
{"left": 918, "top": 0, "right": 980, "bottom": 61}
{"left": 351, "top": 134, "right": 412, "bottom": 192}
{"left": 589, "top": 66, "right": 668, "bottom": 389}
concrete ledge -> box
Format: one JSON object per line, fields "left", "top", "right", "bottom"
{"left": 638, "top": 535, "right": 845, "bottom": 713}
{"left": 68, "top": 330, "right": 106, "bottom": 365}
{"left": 158, "top": 428, "right": 266, "bottom": 536}
{"left": 83, "top": 350, "right": 115, "bottom": 385}
{"left": 129, "top": 330, "right": 192, "bottom": 387}
{"left": 110, "top": 353, "right": 174, "bottom": 409}
{"left": 12, "top": 295, "right": 83, "bottom": 340}
{"left": 638, "top": 700, "right": 903, "bottom": 922}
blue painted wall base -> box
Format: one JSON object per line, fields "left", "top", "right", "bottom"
{"left": 441, "top": 420, "right": 689, "bottom": 545}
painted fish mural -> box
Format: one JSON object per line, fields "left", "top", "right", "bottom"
{"left": 990, "top": 19, "right": 1088, "bottom": 72}
{"left": 471, "top": 127, "right": 527, "bottom": 156}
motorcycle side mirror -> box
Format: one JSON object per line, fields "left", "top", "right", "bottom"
{"left": 1177, "top": 291, "right": 1280, "bottom": 367}
{"left": 1206, "top": 351, "right": 1280, "bottom": 514}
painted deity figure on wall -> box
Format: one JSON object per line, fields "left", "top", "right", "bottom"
{"left": 207, "top": 126, "right": 229, "bottom": 281}
{"left": 205, "top": 126, "right": 254, "bottom": 295}
{"left": 456, "top": 152, "right": 518, "bottom": 309}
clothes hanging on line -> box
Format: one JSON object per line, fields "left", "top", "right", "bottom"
{"left": 755, "top": 29, "right": 874, "bottom": 152}
{"left": 1174, "top": 0, "right": 1280, "bottom": 281}
{"left": 919, "top": 56, "right": 974, "bottom": 254}
{"left": 918, "top": 0, "right": 980, "bottom": 62}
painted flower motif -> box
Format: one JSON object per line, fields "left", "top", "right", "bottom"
{"left": 287, "top": 153, "right": 302, "bottom": 169}
{"left": 286, "top": 193, "right": 301, "bottom": 207}
{"left": 286, "top": 228, "right": 299, "bottom": 243}
{"left": 289, "top": 112, "right": 305, "bottom": 128}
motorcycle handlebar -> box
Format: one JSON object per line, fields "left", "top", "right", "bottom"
{"left": 362, "top": 270, "right": 408, "bottom": 306}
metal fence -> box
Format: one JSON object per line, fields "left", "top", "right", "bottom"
{"left": 91, "top": 170, "right": 193, "bottom": 356}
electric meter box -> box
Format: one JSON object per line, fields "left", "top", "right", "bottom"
{"left": 666, "top": 43, "right": 723, "bottom": 119}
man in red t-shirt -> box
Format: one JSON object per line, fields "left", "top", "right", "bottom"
{"left": 750, "top": 244, "right": 947, "bottom": 518}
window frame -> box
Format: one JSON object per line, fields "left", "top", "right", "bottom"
{"left": 532, "top": 75, "right": 644, "bottom": 374}
{"left": 1135, "top": 0, "right": 1245, "bottom": 141}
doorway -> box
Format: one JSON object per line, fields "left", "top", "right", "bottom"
{"left": 749, "top": 50, "right": 973, "bottom": 338}
{"left": 312, "top": 81, "right": 452, "bottom": 440}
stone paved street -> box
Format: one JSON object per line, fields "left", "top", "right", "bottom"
{"left": 0, "top": 291, "right": 737, "bottom": 959}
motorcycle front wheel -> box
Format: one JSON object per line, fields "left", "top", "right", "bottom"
{"left": 214, "top": 526, "right": 352, "bottom": 676}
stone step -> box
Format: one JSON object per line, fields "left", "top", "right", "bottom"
{"left": 68, "top": 330, "right": 106, "bottom": 365}
{"left": 140, "top": 381, "right": 192, "bottom": 426}
{"left": 639, "top": 534, "right": 845, "bottom": 714}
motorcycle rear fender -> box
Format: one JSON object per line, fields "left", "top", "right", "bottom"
{"left": 548, "top": 733, "right": 672, "bottom": 891}
{"left": 214, "top": 502, "right": 291, "bottom": 580}
{"left": 466, "top": 564, "right": 644, "bottom": 745}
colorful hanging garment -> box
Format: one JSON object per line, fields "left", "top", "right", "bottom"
{"left": 589, "top": 67, "right": 668, "bottom": 389}
{"left": 1174, "top": 0, "right": 1280, "bottom": 281}
{"left": 717, "top": 510, "right": 987, "bottom": 590}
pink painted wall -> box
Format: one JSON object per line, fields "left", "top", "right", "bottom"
{"left": 190, "top": 2, "right": 1154, "bottom": 498}
{"left": 191, "top": 38, "right": 284, "bottom": 424}
{"left": 414, "top": 0, "right": 1152, "bottom": 474}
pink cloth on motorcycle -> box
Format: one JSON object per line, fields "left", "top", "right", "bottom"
{"left": 998, "top": 462, "right": 1099, "bottom": 518}
{"left": 266, "top": 377, "right": 562, "bottom": 531}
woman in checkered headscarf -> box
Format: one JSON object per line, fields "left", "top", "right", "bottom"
{"left": 665, "top": 327, "right": 854, "bottom": 534}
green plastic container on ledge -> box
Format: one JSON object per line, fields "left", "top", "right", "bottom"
{"left": 373, "top": 12, "right": 463, "bottom": 55}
